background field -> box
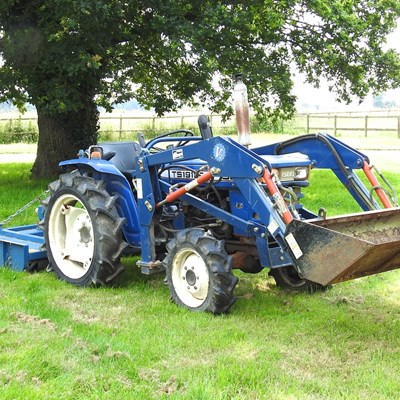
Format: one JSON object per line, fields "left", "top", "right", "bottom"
{"left": 0, "top": 134, "right": 400, "bottom": 399}
{"left": 1, "top": 109, "right": 400, "bottom": 144}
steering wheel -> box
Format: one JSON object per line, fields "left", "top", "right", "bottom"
{"left": 145, "top": 129, "right": 195, "bottom": 152}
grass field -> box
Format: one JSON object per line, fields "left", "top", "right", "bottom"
{"left": 0, "top": 163, "right": 400, "bottom": 399}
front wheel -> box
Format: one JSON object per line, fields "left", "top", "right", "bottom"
{"left": 269, "top": 266, "right": 329, "bottom": 293}
{"left": 164, "top": 229, "right": 238, "bottom": 314}
{"left": 43, "top": 171, "right": 127, "bottom": 286}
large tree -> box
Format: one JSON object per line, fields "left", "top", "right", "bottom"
{"left": 0, "top": 1, "right": 399, "bottom": 178}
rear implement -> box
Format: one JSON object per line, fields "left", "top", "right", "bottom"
{"left": 0, "top": 225, "right": 46, "bottom": 271}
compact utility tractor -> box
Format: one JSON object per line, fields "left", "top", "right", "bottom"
{"left": 1, "top": 82, "right": 400, "bottom": 313}
{"left": 1, "top": 121, "right": 400, "bottom": 314}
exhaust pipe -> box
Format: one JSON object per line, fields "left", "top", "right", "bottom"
{"left": 233, "top": 73, "right": 251, "bottom": 147}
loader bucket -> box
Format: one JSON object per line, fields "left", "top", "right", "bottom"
{"left": 285, "top": 208, "right": 400, "bottom": 286}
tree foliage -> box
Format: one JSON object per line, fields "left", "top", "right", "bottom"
{"left": 0, "top": 1, "right": 399, "bottom": 177}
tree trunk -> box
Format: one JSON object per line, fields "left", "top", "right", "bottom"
{"left": 31, "top": 101, "right": 99, "bottom": 179}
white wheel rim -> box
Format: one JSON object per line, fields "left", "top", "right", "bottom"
{"left": 171, "top": 248, "right": 210, "bottom": 308}
{"left": 48, "top": 193, "right": 95, "bottom": 279}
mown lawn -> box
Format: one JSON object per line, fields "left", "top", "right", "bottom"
{"left": 0, "top": 163, "right": 399, "bottom": 399}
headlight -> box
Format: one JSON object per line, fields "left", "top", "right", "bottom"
{"left": 274, "top": 166, "right": 310, "bottom": 181}
{"left": 294, "top": 167, "right": 309, "bottom": 180}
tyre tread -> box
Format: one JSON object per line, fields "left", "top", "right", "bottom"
{"left": 43, "top": 172, "right": 127, "bottom": 286}
{"left": 165, "top": 228, "right": 237, "bottom": 314}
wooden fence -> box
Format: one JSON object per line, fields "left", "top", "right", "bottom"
{"left": 1, "top": 110, "right": 400, "bottom": 140}
{"left": 299, "top": 113, "right": 400, "bottom": 138}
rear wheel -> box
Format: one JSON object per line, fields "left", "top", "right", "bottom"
{"left": 43, "top": 171, "right": 127, "bottom": 286}
{"left": 164, "top": 228, "right": 238, "bottom": 314}
{"left": 269, "top": 266, "right": 328, "bottom": 293}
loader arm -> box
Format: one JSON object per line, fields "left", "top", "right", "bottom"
{"left": 254, "top": 133, "right": 395, "bottom": 211}
{"left": 134, "top": 136, "right": 294, "bottom": 270}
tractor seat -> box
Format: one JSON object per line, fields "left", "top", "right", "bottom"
{"left": 98, "top": 141, "right": 142, "bottom": 179}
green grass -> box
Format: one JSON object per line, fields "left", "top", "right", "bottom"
{"left": 0, "top": 164, "right": 400, "bottom": 399}
{"left": 302, "top": 169, "right": 400, "bottom": 216}
{"left": 0, "top": 164, "right": 48, "bottom": 226}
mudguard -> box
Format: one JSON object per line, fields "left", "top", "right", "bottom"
{"left": 59, "top": 158, "right": 140, "bottom": 246}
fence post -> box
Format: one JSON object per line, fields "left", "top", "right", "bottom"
{"left": 306, "top": 114, "right": 310, "bottom": 134}
{"left": 398, "top": 116, "right": 400, "bottom": 139}
{"left": 152, "top": 116, "right": 156, "bottom": 131}
{"left": 333, "top": 115, "right": 337, "bottom": 137}
{"left": 364, "top": 115, "right": 368, "bottom": 137}
{"left": 119, "top": 115, "right": 123, "bottom": 140}
{"left": 180, "top": 115, "right": 184, "bottom": 129}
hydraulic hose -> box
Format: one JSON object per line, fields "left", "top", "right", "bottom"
{"left": 275, "top": 134, "right": 377, "bottom": 210}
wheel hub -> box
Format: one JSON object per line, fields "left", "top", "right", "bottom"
{"left": 171, "top": 248, "right": 210, "bottom": 307}
{"left": 78, "top": 219, "right": 92, "bottom": 244}
{"left": 48, "top": 193, "right": 95, "bottom": 279}
{"left": 185, "top": 268, "right": 197, "bottom": 286}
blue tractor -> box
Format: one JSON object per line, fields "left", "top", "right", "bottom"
{"left": 33, "top": 115, "right": 400, "bottom": 314}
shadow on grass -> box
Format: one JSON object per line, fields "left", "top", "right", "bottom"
{"left": 107, "top": 255, "right": 165, "bottom": 289}
{"left": 108, "top": 255, "right": 400, "bottom": 329}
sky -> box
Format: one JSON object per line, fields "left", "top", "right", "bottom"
{"left": 294, "top": 24, "right": 400, "bottom": 112}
